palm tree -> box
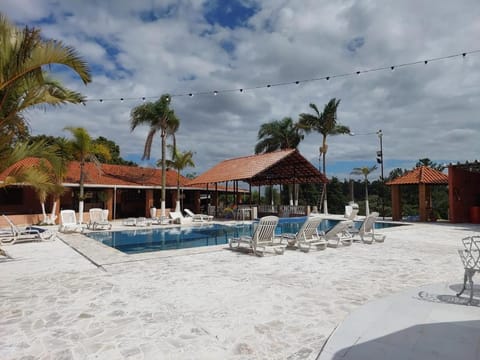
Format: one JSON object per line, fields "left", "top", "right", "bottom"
{"left": 0, "top": 13, "right": 91, "bottom": 141}
{"left": 298, "top": 98, "right": 350, "bottom": 214}
{"left": 350, "top": 165, "right": 378, "bottom": 216}
{"left": 255, "top": 117, "right": 304, "bottom": 206}
{"left": 64, "top": 127, "right": 111, "bottom": 223}
{"left": 163, "top": 146, "right": 195, "bottom": 212}
{"left": 130, "top": 94, "right": 180, "bottom": 217}
{"left": 254, "top": 117, "right": 303, "bottom": 154}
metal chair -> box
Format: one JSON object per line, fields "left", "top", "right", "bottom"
{"left": 457, "top": 236, "right": 480, "bottom": 304}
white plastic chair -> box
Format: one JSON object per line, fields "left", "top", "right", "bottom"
{"left": 281, "top": 215, "right": 326, "bottom": 252}
{"left": 229, "top": 216, "right": 285, "bottom": 256}
{"left": 59, "top": 210, "right": 84, "bottom": 233}
{"left": 325, "top": 220, "right": 354, "bottom": 248}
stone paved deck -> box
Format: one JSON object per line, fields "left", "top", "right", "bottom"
{"left": 0, "top": 220, "right": 479, "bottom": 359}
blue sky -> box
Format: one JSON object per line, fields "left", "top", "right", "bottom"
{"left": 3, "top": 0, "right": 480, "bottom": 180}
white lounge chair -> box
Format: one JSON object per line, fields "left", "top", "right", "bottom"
{"left": 87, "top": 208, "right": 112, "bottom": 230}
{"left": 169, "top": 211, "right": 193, "bottom": 225}
{"left": 59, "top": 210, "right": 84, "bottom": 233}
{"left": 280, "top": 215, "right": 326, "bottom": 252}
{"left": 1, "top": 214, "right": 53, "bottom": 245}
{"left": 229, "top": 215, "right": 285, "bottom": 256}
{"left": 184, "top": 208, "right": 213, "bottom": 222}
{"left": 325, "top": 220, "right": 354, "bottom": 248}
{"left": 355, "top": 212, "right": 386, "bottom": 244}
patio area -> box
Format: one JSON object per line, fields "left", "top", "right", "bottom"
{"left": 0, "top": 220, "right": 478, "bottom": 359}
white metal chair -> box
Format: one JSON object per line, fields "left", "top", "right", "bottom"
{"left": 457, "top": 236, "right": 480, "bottom": 304}
{"left": 281, "top": 215, "right": 326, "bottom": 252}
{"left": 229, "top": 215, "right": 285, "bottom": 256}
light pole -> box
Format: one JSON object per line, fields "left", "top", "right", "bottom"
{"left": 376, "top": 130, "right": 385, "bottom": 219}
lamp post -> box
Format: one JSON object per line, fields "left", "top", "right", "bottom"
{"left": 376, "top": 130, "right": 385, "bottom": 219}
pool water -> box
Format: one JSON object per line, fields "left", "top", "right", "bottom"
{"left": 86, "top": 217, "right": 403, "bottom": 254}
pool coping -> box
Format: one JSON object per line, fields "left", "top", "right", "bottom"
{"left": 58, "top": 216, "right": 409, "bottom": 267}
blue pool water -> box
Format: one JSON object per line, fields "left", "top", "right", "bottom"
{"left": 86, "top": 217, "right": 403, "bottom": 254}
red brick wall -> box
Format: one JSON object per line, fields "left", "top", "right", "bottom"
{"left": 449, "top": 167, "right": 480, "bottom": 223}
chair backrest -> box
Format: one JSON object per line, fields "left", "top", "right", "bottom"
{"left": 102, "top": 209, "right": 109, "bottom": 221}
{"left": 2, "top": 214, "right": 18, "bottom": 234}
{"left": 89, "top": 208, "right": 103, "bottom": 222}
{"left": 461, "top": 236, "right": 480, "bottom": 270}
{"left": 325, "top": 220, "right": 353, "bottom": 240}
{"left": 184, "top": 209, "right": 195, "bottom": 217}
{"left": 169, "top": 211, "right": 183, "bottom": 220}
{"left": 346, "top": 208, "right": 359, "bottom": 220}
{"left": 60, "top": 210, "right": 77, "bottom": 225}
{"left": 252, "top": 216, "right": 279, "bottom": 246}
{"left": 359, "top": 212, "right": 379, "bottom": 235}
{"left": 297, "top": 215, "right": 323, "bottom": 241}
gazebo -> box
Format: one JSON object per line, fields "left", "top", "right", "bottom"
{"left": 188, "top": 149, "right": 328, "bottom": 216}
{"left": 386, "top": 166, "right": 448, "bottom": 222}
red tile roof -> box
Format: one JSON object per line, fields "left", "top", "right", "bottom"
{"left": 188, "top": 149, "right": 327, "bottom": 186}
{"left": 386, "top": 166, "right": 448, "bottom": 185}
{"left": 0, "top": 158, "right": 189, "bottom": 188}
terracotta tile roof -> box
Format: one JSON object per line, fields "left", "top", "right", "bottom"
{"left": 0, "top": 158, "right": 45, "bottom": 180}
{"left": 0, "top": 158, "right": 189, "bottom": 188}
{"left": 188, "top": 149, "right": 328, "bottom": 186}
{"left": 386, "top": 166, "right": 448, "bottom": 185}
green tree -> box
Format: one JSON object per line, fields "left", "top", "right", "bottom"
{"left": 254, "top": 117, "right": 304, "bottom": 205}
{"left": 254, "top": 117, "right": 303, "bottom": 154}
{"left": 0, "top": 13, "right": 91, "bottom": 144}
{"left": 298, "top": 98, "right": 350, "bottom": 213}
{"left": 416, "top": 158, "right": 445, "bottom": 171}
{"left": 163, "top": 146, "right": 195, "bottom": 211}
{"left": 350, "top": 165, "right": 378, "bottom": 216}
{"left": 93, "top": 136, "right": 137, "bottom": 166}
{"left": 0, "top": 13, "right": 91, "bottom": 202}
{"left": 64, "top": 127, "right": 111, "bottom": 222}
{"left": 130, "top": 94, "right": 179, "bottom": 217}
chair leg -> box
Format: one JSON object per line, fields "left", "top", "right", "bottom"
{"left": 457, "top": 270, "right": 468, "bottom": 297}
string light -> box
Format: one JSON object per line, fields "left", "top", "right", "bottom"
{"left": 83, "top": 49, "right": 480, "bottom": 104}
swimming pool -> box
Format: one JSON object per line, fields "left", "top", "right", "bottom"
{"left": 86, "top": 218, "right": 403, "bottom": 254}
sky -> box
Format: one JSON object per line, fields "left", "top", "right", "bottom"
{"left": 4, "top": 0, "right": 480, "bottom": 181}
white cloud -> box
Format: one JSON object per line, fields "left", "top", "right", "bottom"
{"left": 4, "top": 0, "right": 480, "bottom": 177}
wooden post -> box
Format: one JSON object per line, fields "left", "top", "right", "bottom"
{"left": 419, "top": 183, "right": 427, "bottom": 222}
{"left": 391, "top": 185, "right": 402, "bottom": 221}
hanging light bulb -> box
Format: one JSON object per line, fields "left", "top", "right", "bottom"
{"left": 390, "top": 66, "right": 395, "bottom": 71}
{"left": 267, "top": 84, "right": 271, "bottom": 88}
{"left": 189, "top": 93, "right": 193, "bottom": 97}
{"left": 424, "top": 60, "right": 428, "bottom": 64}
{"left": 120, "top": 98, "right": 124, "bottom": 102}
{"left": 213, "top": 90, "right": 218, "bottom": 95}
{"left": 295, "top": 81, "right": 299, "bottom": 85}
{"left": 99, "top": 99, "right": 103, "bottom": 103}
{"left": 326, "top": 76, "right": 330, "bottom": 80}
{"left": 356, "top": 71, "right": 361, "bottom": 75}
{"left": 239, "top": 89, "right": 243, "bottom": 93}
{"left": 142, "top": 97, "right": 146, "bottom": 102}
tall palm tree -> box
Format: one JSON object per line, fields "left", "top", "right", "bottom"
{"left": 350, "top": 165, "right": 378, "bottom": 216}
{"left": 0, "top": 13, "right": 91, "bottom": 212}
{"left": 254, "top": 117, "right": 303, "bottom": 154}
{"left": 130, "top": 94, "right": 180, "bottom": 217}
{"left": 163, "top": 146, "right": 195, "bottom": 212}
{"left": 298, "top": 98, "right": 350, "bottom": 213}
{"left": 0, "top": 13, "right": 91, "bottom": 139}
{"left": 255, "top": 117, "right": 304, "bottom": 206}
{"left": 64, "top": 127, "right": 111, "bottom": 223}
